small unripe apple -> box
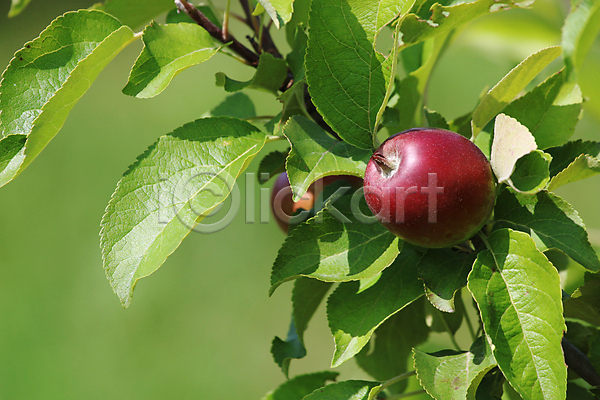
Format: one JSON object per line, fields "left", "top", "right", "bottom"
{"left": 363, "top": 128, "right": 495, "bottom": 248}
{"left": 271, "top": 172, "right": 363, "bottom": 233}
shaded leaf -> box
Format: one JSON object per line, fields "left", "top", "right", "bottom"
{"left": 206, "top": 92, "right": 256, "bottom": 119}
{"left": 424, "top": 293, "right": 465, "bottom": 335}
{"left": 293, "top": 278, "right": 332, "bottom": 343}
{"left": 490, "top": 114, "right": 537, "bottom": 183}
{"left": 258, "top": 150, "right": 288, "bottom": 183}
{"left": 425, "top": 109, "right": 450, "bottom": 130}
{"left": 494, "top": 188, "right": 600, "bottom": 271}
{"left": 305, "top": 0, "right": 409, "bottom": 149}
{"left": 92, "top": 0, "right": 174, "bottom": 29}
{"left": 283, "top": 116, "right": 371, "bottom": 201}
{"left": 166, "top": 5, "right": 221, "bottom": 27}
{"left": 277, "top": 81, "right": 309, "bottom": 134}
{"left": 564, "top": 272, "right": 600, "bottom": 326}
{"left": 327, "top": 245, "right": 423, "bottom": 367}
{"left": 502, "top": 71, "right": 582, "bottom": 150}
{"left": 546, "top": 140, "right": 600, "bottom": 177}
{"left": 509, "top": 150, "right": 552, "bottom": 194}
{"left": 271, "top": 318, "right": 306, "bottom": 377}
{"left": 548, "top": 153, "right": 600, "bottom": 191}
{"left": 356, "top": 299, "right": 429, "bottom": 394}
{"left": 413, "top": 337, "right": 497, "bottom": 400}
{"left": 261, "top": 371, "right": 339, "bottom": 400}
{"left": 472, "top": 46, "right": 562, "bottom": 136}
{"left": 287, "top": 27, "right": 308, "bottom": 82}
{"left": 468, "top": 228, "right": 567, "bottom": 400}
{"left": 475, "top": 368, "right": 505, "bottom": 400}
{"left": 215, "top": 53, "right": 287, "bottom": 94}
{"left": 100, "top": 117, "right": 266, "bottom": 306}
{"left": 418, "top": 248, "right": 475, "bottom": 312}
{"left": 122, "top": 22, "right": 218, "bottom": 98}
{"left": 0, "top": 10, "right": 135, "bottom": 187}
{"left": 269, "top": 194, "right": 401, "bottom": 294}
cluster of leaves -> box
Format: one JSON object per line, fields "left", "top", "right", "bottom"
{"left": 2, "top": 0, "right": 600, "bottom": 399}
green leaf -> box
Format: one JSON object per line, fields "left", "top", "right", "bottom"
{"left": 562, "top": 0, "right": 600, "bottom": 80}
{"left": 472, "top": 46, "right": 562, "bottom": 137}
{"left": 468, "top": 229, "right": 567, "bottom": 400}
{"left": 122, "top": 22, "right": 218, "bottom": 99}
{"left": 494, "top": 188, "right": 600, "bottom": 272}
{"left": 92, "top": 0, "right": 175, "bottom": 29}
{"left": 100, "top": 117, "right": 266, "bottom": 306}
{"left": 0, "top": 10, "right": 135, "bottom": 188}
{"left": 424, "top": 109, "right": 450, "bottom": 130}
{"left": 271, "top": 318, "right": 306, "bottom": 377}
{"left": 327, "top": 245, "right": 424, "bottom": 367}
{"left": 293, "top": 278, "right": 332, "bottom": 343}
{"left": 502, "top": 71, "right": 582, "bottom": 150}
{"left": 490, "top": 114, "right": 537, "bottom": 184}
{"left": 286, "top": 27, "right": 308, "bottom": 82}
{"left": 425, "top": 292, "right": 465, "bottom": 335}
{"left": 261, "top": 371, "right": 339, "bottom": 400}
{"left": 564, "top": 272, "right": 600, "bottom": 326}
{"left": 165, "top": 6, "right": 222, "bottom": 28}
{"left": 283, "top": 116, "right": 371, "bottom": 201}
{"left": 509, "top": 150, "right": 552, "bottom": 194}
{"left": 546, "top": 140, "right": 600, "bottom": 177}
{"left": 206, "top": 92, "right": 256, "bottom": 119}
{"left": 257, "top": 0, "right": 294, "bottom": 29}
{"left": 285, "top": 0, "right": 310, "bottom": 46}
{"left": 303, "top": 380, "right": 382, "bottom": 400}
{"left": 8, "top": 0, "right": 33, "bottom": 17}
{"left": 257, "top": 150, "right": 288, "bottom": 183}
{"left": 356, "top": 299, "right": 429, "bottom": 394}
{"left": 305, "top": 0, "right": 409, "bottom": 149}
{"left": 418, "top": 248, "right": 475, "bottom": 312}
{"left": 474, "top": 368, "right": 505, "bottom": 400}
{"left": 413, "top": 337, "right": 498, "bottom": 400}
{"left": 389, "top": 32, "right": 453, "bottom": 131}
{"left": 0, "top": 135, "right": 27, "bottom": 187}
{"left": 399, "top": 0, "right": 529, "bottom": 48}
{"left": 278, "top": 82, "right": 310, "bottom": 133}
{"left": 270, "top": 194, "right": 401, "bottom": 294}
{"left": 215, "top": 53, "right": 287, "bottom": 94}
{"left": 548, "top": 154, "right": 600, "bottom": 191}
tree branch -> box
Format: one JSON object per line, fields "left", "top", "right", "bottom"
{"left": 174, "top": 0, "right": 260, "bottom": 66}
{"left": 562, "top": 337, "right": 600, "bottom": 387}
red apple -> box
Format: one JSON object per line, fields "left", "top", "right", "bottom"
{"left": 271, "top": 172, "right": 363, "bottom": 233}
{"left": 363, "top": 128, "right": 495, "bottom": 248}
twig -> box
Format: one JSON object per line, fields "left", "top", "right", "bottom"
{"left": 380, "top": 370, "right": 416, "bottom": 391}
{"left": 175, "top": 0, "right": 260, "bottom": 66}
{"left": 562, "top": 337, "right": 600, "bottom": 387}
{"left": 385, "top": 389, "right": 427, "bottom": 399}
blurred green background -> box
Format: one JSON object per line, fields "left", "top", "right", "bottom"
{"left": 0, "top": 0, "right": 599, "bottom": 399}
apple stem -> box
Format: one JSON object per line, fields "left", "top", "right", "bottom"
{"left": 372, "top": 153, "right": 395, "bottom": 176}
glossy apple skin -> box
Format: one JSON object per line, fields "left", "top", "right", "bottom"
{"left": 271, "top": 172, "right": 363, "bottom": 233}
{"left": 363, "top": 128, "right": 495, "bottom": 248}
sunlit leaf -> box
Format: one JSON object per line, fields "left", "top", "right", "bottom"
{"left": 562, "top": 0, "right": 600, "bottom": 80}
{"left": 327, "top": 245, "right": 423, "bottom": 367}
{"left": 8, "top": 0, "right": 33, "bottom": 17}
{"left": 468, "top": 229, "right": 567, "bottom": 400}
{"left": 495, "top": 188, "right": 600, "bottom": 271}
{"left": 122, "top": 22, "right": 218, "bottom": 98}
{"left": 413, "top": 337, "right": 497, "bottom": 400}
{"left": 101, "top": 117, "right": 266, "bottom": 306}
{"left": 257, "top": 0, "right": 294, "bottom": 29}
{"left": 0, "top": 10, "right": 135, "bottom": 188}
{"left": 305, "top": 0, "right": 409, "bottom": 149}
{"left": 303, "top": 380, "right": 382, "bottom": 400}
{"left": 284, "top": 116, "right": 371, "bottom": 201}
{"left": 472, "top": 46, "right": 562, "bottom": 137}
{"left": 270, "top": 195, "right": 402, "bottom": 295}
